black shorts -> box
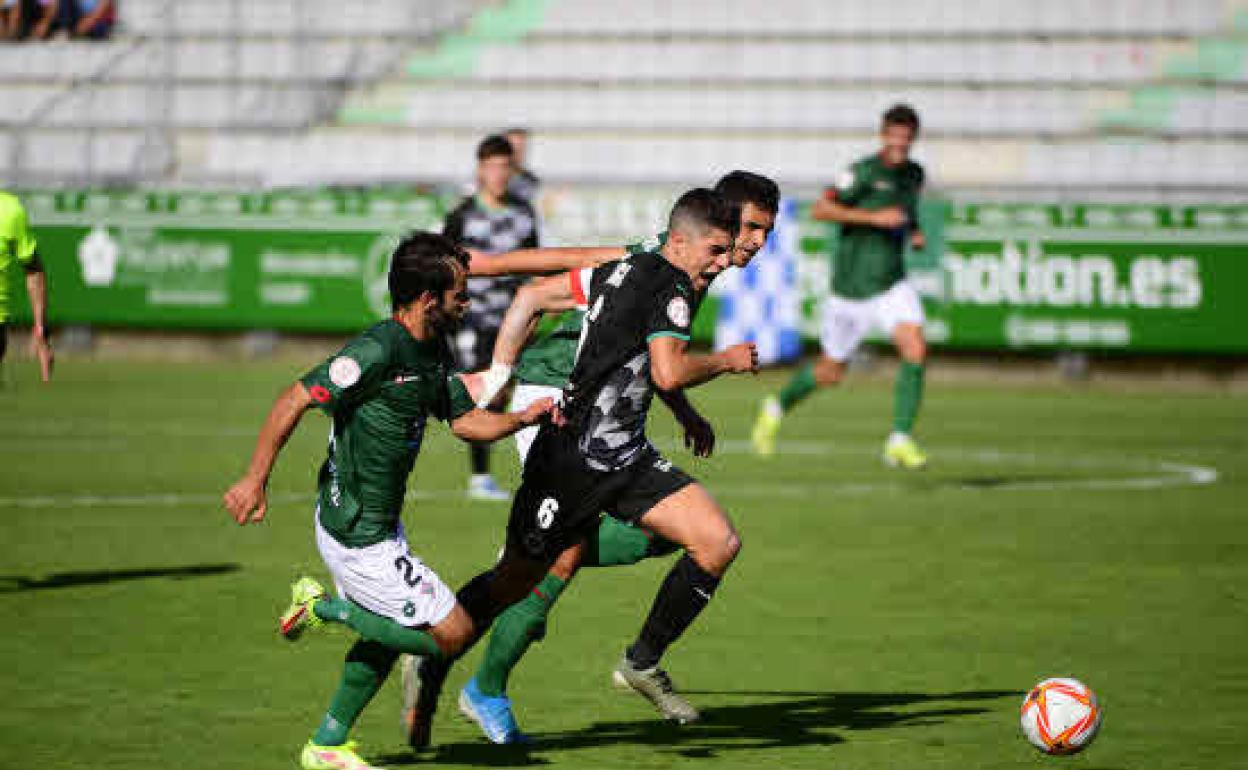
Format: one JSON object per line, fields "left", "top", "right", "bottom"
{"left": 507, "top": 424, "right": 695, "bottom": 562}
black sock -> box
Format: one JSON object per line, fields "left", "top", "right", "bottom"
{"left": 627, "top": 554, "right": 721, "bottom": 670}
{"left": 470, "top": 442, "right": 490, "bottom": 475}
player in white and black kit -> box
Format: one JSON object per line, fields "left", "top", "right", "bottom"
{"left": 404, "top": 189, "right": 759, "bottom": 747}
{"left": 444, "top": 134, "right": 541, "bottom": 501}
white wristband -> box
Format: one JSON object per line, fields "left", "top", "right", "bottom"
{"left": 475, "top": 362, "right": 514, "bottom": 409}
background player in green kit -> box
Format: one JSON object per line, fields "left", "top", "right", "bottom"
{"left": 403, "top": 173, "right": 779, "bottom": 745}
{"left": 753, "top": 104, "right": 931, "bottom": 469}
{"left": 222, "top": 233, "right": 556, "bottom": 770}
{"left": 0, "top": 190, "right": 53, "bottom": 381}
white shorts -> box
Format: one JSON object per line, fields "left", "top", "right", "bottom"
{"left": 820, "top": 280, "right": 925, "bottom": 362}
{"left": 315, "top": 514, "right": 456, "bottom": 628}
{"left": 510, "top": 382, "right": 562, "bottom": 466}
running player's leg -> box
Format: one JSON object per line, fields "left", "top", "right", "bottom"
{"left": 627, "top": 484, "right": 740, "bottom": 668}
{"left": 754, "top": 295, "right": 867, "bottom": 454}
{"left": 403, "top": 380, "right": 564, "bottom": 728}
{"left": 300, "top": 519, "right": 473, "bottom": 766}
{"left": 406, "top": 425, "right": 607, "bottom": 748}
{"left": 609, "top": 457, "right": 737, "bottom": 723}
{"left": 460, "top": 326, "right": 509, "bottom": 500}
{"left": 879, "top": 281, "right": 929, "bottom": 468}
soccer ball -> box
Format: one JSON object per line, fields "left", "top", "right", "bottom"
{"left": 1019, "top": 677, "right": 1102, "bottom": 755}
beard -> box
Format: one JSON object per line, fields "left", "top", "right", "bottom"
{"left": 427, "top": 305, "right": 464, "bottom": 336}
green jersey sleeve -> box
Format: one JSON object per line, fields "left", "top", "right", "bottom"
{"left": 436, "top": 374, "right": 475, "bottom": 423}
{"left": 300, "top": 335, "right": 390, "bottom": 413}
{"left": 827, "top": 161, "right": 870, "bottom": 207}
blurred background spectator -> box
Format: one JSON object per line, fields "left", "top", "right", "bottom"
{"left": 2, "top": 0, "right": 59, "bottom": 40}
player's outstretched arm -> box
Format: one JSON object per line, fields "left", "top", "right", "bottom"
{"left": 657, "top": 388, "right": 715, "bottom": 458}
{"left": 469, "top": 246, "right": 623, "bottom": 277}
{"left": 223, "top": 382, "right": 313, "bottom": 525}
{"left": 811, "top": 195, "right": 907, "bottom": 230}
{"left": 450, "top": 395, "right": 558, "bottom": 443}
{"left": 649, "top": 336, "right": 758, "bottom": 392}
{"left": 474, "top": 272, "right": 582, "bottom": 408}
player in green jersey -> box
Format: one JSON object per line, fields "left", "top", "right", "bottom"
{"left": 222, "top": 232, "right": 557, "bottom": 770}
{"left": 400, "top": 173, "right": 780, "bottom": 745}
{"left": 0, "top": 191, "right": 53, "bottom": 381}
{"left": 754, "top": 104, "right": 931, "bottom": 469}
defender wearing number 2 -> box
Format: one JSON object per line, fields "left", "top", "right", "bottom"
{"left": 222, "top": 233, "right": 557, "bottom": 770}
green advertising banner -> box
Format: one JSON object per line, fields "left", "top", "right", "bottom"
{"left": 8, "top": 188, "right": 444, "bottom": 332}
{"left": 797, "top": 201, "right": 1248, "bottom": 355}
{"left": 7, "top": 189, "right": 1247, "bottom": 354}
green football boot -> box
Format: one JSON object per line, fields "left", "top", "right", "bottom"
{"left": 280, "top": 576, "right": 326, "bottom": 641}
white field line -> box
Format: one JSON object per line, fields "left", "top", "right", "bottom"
{"left": 0, "top": 442, "right": 1218, "bottom": 509}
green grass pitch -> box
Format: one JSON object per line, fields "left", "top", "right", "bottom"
{"left": 1, "top": 358, "right": 1245, "bottom": 770}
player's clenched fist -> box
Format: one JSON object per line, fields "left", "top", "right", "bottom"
{"left": 223, "top": 475, "right": 268, "bottom": 525}
{"left": 720, "top": 342, "right": 759, "bottom": 374}
{"left": 518, "top": 396, "right": 559, "bottom": 426}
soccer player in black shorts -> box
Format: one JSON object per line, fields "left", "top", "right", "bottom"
{"left": 405, "top": 188, "right": 760, "bottom": 747}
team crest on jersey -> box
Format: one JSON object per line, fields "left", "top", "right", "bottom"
{"left": 329, "top": 356, "right": 362, "bottom": 388}
{"left": 667, "top": 297, "right": 691, "bottom": 328}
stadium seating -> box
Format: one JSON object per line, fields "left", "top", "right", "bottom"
{"left": 0, "top": 0, "right": 472, "bottom": 184}
{"left": 2, "top": 0, "right": 1245, "bottom": 190}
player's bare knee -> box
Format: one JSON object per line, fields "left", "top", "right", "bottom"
{"left": 432, "top": 606, "right": 474, "bottom": 657}
{"left": 814, "top": 357, "right": 844, "bottom": 386}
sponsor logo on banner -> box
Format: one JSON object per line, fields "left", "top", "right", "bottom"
{"left": 944, "top": 239, "right": 1202, "bottom": 310}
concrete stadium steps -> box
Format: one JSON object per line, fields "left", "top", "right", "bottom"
{"left": 0, "top": 38, "right": 413, "bottom": 84}
{"left": 402, "top": 38, "right": 1246, "bottom": 86}
{"left": 119, "top": 0, "right": 469, "bottom": 38}
{"left": 1, "top": 83, "right": 326, "bottom": 129}
{"left": 338, "top": 82, "right": 1248, "bottom": 139}
{"left": 535, "top": 0, "right": 1229, "bottom": 38}
{"left": 197, "top": 128, "right": 1248, "bottom": 189}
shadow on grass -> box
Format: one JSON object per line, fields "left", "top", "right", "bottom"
{"left": 375, "top": 689, "right": 1015, "bottom": 767}
{"left": 0, "top": 562, "right": 241, "bottom": 593}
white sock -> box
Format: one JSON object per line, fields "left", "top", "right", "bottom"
{"left": 887, "top": 431, "right": 910, "bottom": 446}
{"left": 763, "top": 396, "right": 783, "bottom": 419}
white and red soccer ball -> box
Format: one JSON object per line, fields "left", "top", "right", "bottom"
{"left": 1020, "top": 677, "right": 1102, "bottom": 755}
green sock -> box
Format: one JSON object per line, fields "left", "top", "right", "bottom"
{"left": 893, "top": 361, "right": 925, "bottom": 434}
{"left": 313, "top": 597, "right": 444, "bottom": 657}
{"left": 312, "top": 639, "right": 398, "bottom": 746}
{"left": 474, "top": 573, "right": 567, "bottom": 697}
{"left": 778, "top": 363, "right": 818, "bottom": 412}
{"left": 585, "top": 517, "right": 660, "bottom": 567}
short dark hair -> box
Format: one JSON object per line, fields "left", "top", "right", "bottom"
{"left": 388, "top": 231, "right": 468, "bottom": 311}
{"left": 477, "top": 134, "right": 514, "bottom": 161}
{"left": 714, "top": 170, "right": 780, "bottom": 215}
{"left": 882, "top": 103, "right": 921, "bottom": 134}
{"left": 667, "top": 188, "right": 740, "bottom": 241}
